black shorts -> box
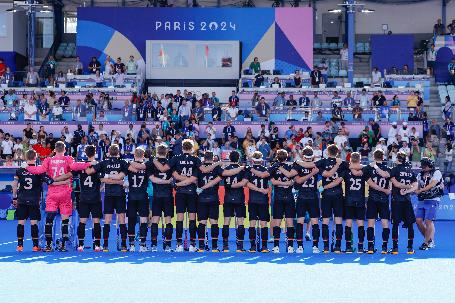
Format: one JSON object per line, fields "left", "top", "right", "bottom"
{"left": 344, "top": 205, "right": 366, "bottom": 221}
{"left": 321, "top": 195, "right": 343, "bottom": 218}
{"left": 128, "top": 198, "right": 149, "bottom": 218}
{"left": 16, "top": 204, "right": 41, "bottom": 221}
{"left": 296, "top": 197, "right": 320, "bottom": 219}
{"left": 366, "top": 199, "right": 390, "bottom": 220}
{"left": 248, "top": 203, "right": 270, "bottom": 222}
{"left": 223, "top": 202, "right": 246, "bottom": 218}
{"left": 197, "top": 201, "right": 219, "bottom": 221}
{"left": 104, "top": 195, "right": 127, "bottom": 215}
{"left": 79, "top": 201, "right": 102, "bottom": 219}
{"left": 175, "top": 192, "right": 197, "bottom": 214}
{"left": 273, "top": 198, "right": 296, "bottom": 219}
{"left": 151, "top": 196, "right": 174, "bottom": 218}
{"left": 391, "top": 200, "right": 416, "bottom": 225}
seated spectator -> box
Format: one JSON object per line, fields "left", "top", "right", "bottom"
{"left": 311, "top": 91, "right": 322, "bottom": 108}
{"left": 226, "top": 103, "right": 239, "bottom": 120}
{"left": 331, "top": 105, "right": 343, "bottom": 122}
{"left": 353, "top": 104, "right": 363, "bottom": 120}
{"left": 257, "top": 124, "right": 270, "bottom": 139}
{"left": 401, "top": 64, "right": 410, "bottom": 75}
{"left": 314, "top": 111, "right": 325, "bottom": 122}
{"left": 448, "top": 19, "right": 455, "bottom": 35}
{"left": 293, "top": 70, "right": 302, "bottom": 88}
{"left": 422, "top": 141, "right": 436, "bottom": 161}
{"left": 126, "top": 55, "right": 137, "bottom": 75}
{"left": 390, "top": 95, "right": 400, "bottom": 108}
{"left": 270, "top": 77, "right": 281, "bottom": 88}
{"left": 4, "top": 89, "right": 17, "bottom": 108}
{"left": 286, "top": 94, "right": 297, "bottom": 107}
{"left": 58, "top": 91, "right": 70, "bottom": 107}
{"left": 319, "top": 59, "right": 328, "bottom": 84}
{"left": 192, "top": 101, "right": 204, "bottom": 122}
{"left": 299, "top": 91, "right": 310, "bottom": 107}
{"left": 273, "top": 91, "right": 286, "bottom": 107}
{"left": 211, "top": 101, "right": 222, "bottom": 121}
{"left": 285, "top": 125, "right": 297, "bottom": 140}
{"left": 253, "top": 71, "right": 265, "bottom": 87}
{"left": 399, "top": 140, "right": 411, "bottom": 160}
{"left": 406, "top": 91, "right": 418, "bottom": 109}
{"left": 56, "top": 71, "right": 66, "bottom": 86}
{"left": 26, "top": 67, "right": 39, "bottom": 87}
{"left": 37, "top": 95, "right": 50, "bottom": 122}
{"left": 331, "top": 91, "right": 342, "bottom": 108}
{"left": 310, "top": 66, "right": 322, "bottom": 87}
{"left": 24, "top": 99, "right": 37, "bottom": 121}
{"left": 114, "top": 70, "right": 125, "bottom": 87}
{"left": 371, "top": 67, "right": 381, "bottom": 86}
{"left": 228, "top": 90, "right": 239, "bottom": 107}
{"left": 255, "top": 97, "right": 270, "bottom": 119}
{"left": 343, "top": 91, "right": 355, "bottom": 107}
{"left": 52, "top": 102, "right": 64, "bottom": 121}
{"left": 334, "top": 129, "right": 348, "bottom": 149}
{"left": 88, "top": 56, "right": 101, "bottom": 74}
{"left": 448, "top": 58, "right": 455, "bottom": 85}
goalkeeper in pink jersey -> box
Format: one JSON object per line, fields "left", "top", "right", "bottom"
{"left": 26, "top": 141, "right": 92, "bottom": 252}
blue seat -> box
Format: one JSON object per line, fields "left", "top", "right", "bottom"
{"left": 364, "top": 42, "right": 370, "bottom": 52}
{"left": 314, "top": 43, "right": 321, "bottom": 49}
{"left": 338, "top": 70, "right": 347, "bottom": 77}
{"left": 329, "top": 43, "right": 338, "bottom": 50}
{"left": 356, "top": 42, "right": 365, "bottom": 53}
{"left": 321, "top": 43, "right": 330, "bottom": 50}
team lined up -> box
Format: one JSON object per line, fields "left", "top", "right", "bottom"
{"left": 12, "top": 139, "right": 443, "bottom": 254}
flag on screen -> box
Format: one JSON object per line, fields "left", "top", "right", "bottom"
{"left": 204, "top": 45, "right": 209, "bottom": 68}
{"left": 159, "top": 44, "right": 166, "bottom": 67}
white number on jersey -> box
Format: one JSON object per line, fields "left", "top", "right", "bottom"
{"left": 52, "top": 167, "right": 66, "bottom": 178}
{"left": 372, "top": 176, "right": 387, "bottom": 189}
{"left": 181, "top": 167, "right": 193, "bottom": 177}
{"left": 83, "top": 176, "right": 93, "bottom": 188}
{"left": 349, "top": 178, "right": 362, "bottom": 191}
{"left": 23, "top": 177, "right": 33, "bottom": 190}
{"left": 132, "top": 175, "right": 144, "bottom": 188}
{"left": 302, "top": 177, "right": 315, "bottom": 188}
{"left": 253, "top": 178, "right": 264, "bottom": 189}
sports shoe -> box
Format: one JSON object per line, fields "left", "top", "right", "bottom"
{"left": 140, "top": 245, "right": 149, "bottom": 253}
{"left": 164, "top": 246, "right": 173, "bottom": 252}
{"left": 248, "top": 245, "right": 257, "bottom": 253}
{"left": 94, "top": 246, "right": 102, "bottom": 252}
{"left": 212, "top": 248, "right": 220, "bottom": 253}
{"left": 236, "top": 248, "right": 246, "bottom": 253}
{"left": 333, "top": 246, "right": 342, "bottom": 254}
{"left": 188, "top": 244, "right": 197, "bottom": 252}
{"left": 428, "top": 240, "right": 436, "bottom": 249}
{"left": 129, "top": 245, "right": 136, "bottom": 252}
{"left": 407, "top": 247, "right": 415, "bottom": 254}
{"left": 367, "top": 243, "right": 375, "bottom": 254}
{"left": 272, "top": 246, "right": 280, "bottom": 253}
{"left": 175, "top": 244, "right": 184, "bottom": 252}
{"left": 77, "top": 246, "right": 84, "bottom": 252}
{"left": 120, "top": 246, "right": 128, "bottom": 252}
{"left": 357, "top": 244, "right": 364, "bottom": 253}
{"left": 261, "top": 247, "right": 270, "bottom": 253}
{"left": 305, "top": 232, "right": 311, "bottom": 241}
{"left": 296, "top": 246, "right": 304, "bottom": 253}
{"left": 16, "top": 245, "right": 23, "bottom": 252}
{"left": 44, "top": 245, "right": 53, "bottom": 253}
{"left": 196, "top": 248, "right": 205, "bottom": 252}
{"left": 419, "top": 243, "right": 428, "bottom": 251}
{"left": 381, "top": 245, "right": 388, "bottom": 254}
{"left": 390, "top": 247, "right": 399, "bottom": 255}
{"left": 102, "top": 246, "right": 109, "bottom": 252}
{"left": 312, "top": 246, "right": 320, "bottom": 254}
{"left": 345, "top": 246, "right": 354, "bottom": 254}
{"left": 287, "top": 246, "right": 294, "bottom": 254}
{"left": 32, "top": 246, "right": 40, "bottom": 252}
{"left": 58, "top": 245, "right": 68, "bottom": 252}
{"left": 323, "top": 245, "right": 330, "bottom": 254}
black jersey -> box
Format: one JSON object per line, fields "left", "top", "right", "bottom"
{"left": 127, "top": 162, "right": 149, "bottom": 200}
{"left": 15, "top": 167, "right": 46, "bottom": 205}
{"left": 97, "top": 157, "right": 129, "bottom": 196}
{"left": 198, "top": 164, "right": 223, "bottom": 203}
{"left": 223, "top": 164, "right": 246, "bottom": 204}
{"left": 147, "top": 158, "right": 173, "bottom": 198}
{"left": 316, "top": 158, "right": 347, "bottom": 196}
{"left": 79, "top": 162, "right": 102, "bottom": 203}
{"left": 391, "top": 163, "right": 417, "bottom": 202}
{"left": 247, "top": 165, "right": 270, "bottom": 204}
{"left": 365, "top": 162, "right": 391, "bottom": 203}
{"left": 169, "top": 153, "right": 201, "bottom": 194}
{"left": 269, "top": 162, "right": 293, "bottom": 200}
{"left": 342, "top": 166, "right": 367, "bottom": 206}
{"left": 292, "top": 162, "right": 318, "bottom": 200}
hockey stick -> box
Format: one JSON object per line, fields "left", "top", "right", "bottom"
{"left": 161, "top": 211, "right": 166, "bottom": 250}
{"left": 115, "top": 212, "right": 121, "bottom": 251}
{"left": 184, "top": 211, "right": 189, "bottom": 251}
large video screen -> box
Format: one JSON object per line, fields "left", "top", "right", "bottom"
{"left": 146, "top": 40, "right": 240, "bottom": 80}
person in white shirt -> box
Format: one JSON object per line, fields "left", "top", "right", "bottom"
{"left": 226, "top": 104, "right": 238, "bottom": 120}
{"left": 387, "top": 121, "right": 399, "bottom": 146}
{"left": 126, "top": 124, "right": 136, "bottom": 139}
{"left": 333, "top": 129, "right": 348, "bottom": 149}
{"left": 359, "top": 88, "right": 369, "bottom": 108}
{"left": 256, "top": 124, "right": 270, "bottom": 138}
{"left": 399, "top": 141, "right": 411, "bottom": 160}
{"left": 24, "top": 99, "right": 37, "bottom": 121}
{"left": 427, "top": 44, "right": 436, "bottom": 75}
{"left": 61, "top": 126, "right": 73, "bottom": 144}
{"left": 211, "top": 141, "right": 221, "bottom": 159}
{"left": 398, "top": 121, "right": 410, "bottom": 142}
{"left": 409, "top": 126, "right": 420, "bottom": 140}
{"left": 375, "top": 137, "right": 388, "bottom": 156}
{"left": 114, "top": 71, "right": 125, "bottom": 87}
{"left": 340, "top": 43, "right": 348, "bottom": 70}
{"left": 98, "top": 124, "right": 107, "bottom": 137}
{"left": 1, "top": 136, "right": 14, "bottom": 158}
{"left": 371, "top": 67, "right": 382, "bottom": 86}
{"left": 205, "top": 122, "right": 216, "bottom": 140}
{"left": 52, "top": 102, "right": 63, "bottom": 120}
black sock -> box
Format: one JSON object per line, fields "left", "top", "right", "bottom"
{"left": 77, "top": 222, "right": 86, "bottom": 247}
{"left": 286, "top": 227, "right": 295, "bottom": 247}
{"left": 17, "top": 224, "right": 24, "bottom": 246}
{"left": 273, "top": 226, "right": 281, "bottom": 247}
{"left": 61, "top": 219, "right": 69, "bottom": 244}
{"left": 176, "top": 221, "right": 183, "bottom": 244}
{"left": 322, "top": 224, "right": 329, "bottom": 247}
{"left": 237, "top": 225, "right": 245, "bottom": 249}
{"left": 93, "top": 223, "right": 101, "bottom": 247}
{"left": 151, "top": 223, "right": 159, "bottom": 246}
{"left": 128, "top": 219, "right": 136, "bottom": 245}
{"left": 198, "top": 223, "right": 206, "bottom": 249}
{"left": 358, "top": 226, "right": 365, "bottom": 245}
{"left": 312, "top": 224, "right": 320, "bottom": 247}
{"left": 45, "top": 219, "right": 54, "bottom": 246}
{"left": 248, "top": 227, "right": 256, "bottom": 247}
{"left": 345, "top": 226, "right": 352, "bottom": 248}
{"left": 382, "top": 228, "right": 390, "bottom": 247}
{"left": 408, "top": 224, "right": 414, "bottom": 249}
{"left": 367, "top": 227, "right": 374, "bottom": 244}
{"left": 211, "top": 224, "right": 219, "bottom": 249}
{"left": 31, "top": 224, "right": 39, "bottom": 247}
{"left": 165, "top": 223, "right": 173, "bottom": 247}
{"left": 296, "top": 223, "right": 304, "bottom": 247}
{"left": 261, "top": 227, "right": 268, "bottom": 249}
{"left": 392, "top": 223, "right": 399, "bottom": 248}
{"left": 222, "top": 225, "right": 229, "bottom": 245}
{"left": 119, "top": 224, "right": 127, "bottom": 247}
{"left": 189, "top": 220, "right": 197, "bottom": 245}
{"left": 335, "top": 224, "right": 343, "bottom": 248}
{"left": 140, "top": 223, "right": 148, "bottom": 244}
{"left": 103, "top": 224, "right": 110, "bottom": 247}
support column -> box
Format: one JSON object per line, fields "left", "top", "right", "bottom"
{"left": 28, "top": 0, "right": 36, "bottom": 68}
{"left": 347, "top": 0, "right": 355, "bottom": 84}
{"left": 442, "top": 0, "right": 447, "bottom": 28}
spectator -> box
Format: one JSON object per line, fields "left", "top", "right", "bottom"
{"left": 55, "top": 71, "right": 66, "bottom": 86}
{"left": 427, "top": 44, "right": 436, "bottom": 74}
{"left": 251, "top": 91, "right": 260, "bottom": 108}
{"left": 433, "top": 19, "right": 445, "bottom": 35}
{"left": 257, "top": 124, "right": 270, "bottom": 138}
{"left": 24, "top": 99, "right": 37, "bottom": 121}
{"left": 228, "top": 90, "right": 239, "bottom": 107}
{"left": 444, "top": 143, "right": 453, "bottom": 172}
{"left": 443, "top": 96, "right": 453, "bottom": 120}
{"left": 26, "top": 67, "right": 39, "bottom": 87}
{"left": 192, "top": 101, "right": 204, "bottom": 122}
{"left": 448, "top": 58, "right": 455, "bottom": 85}
{"left": 46, "top": 56, "right": 57, "bottom": 79}
{"left": 286, "top": 94, "right": 297, "bottom": 107}
{"left": 257, "top": 136, "right": 271, "bottom": 160}
{"left": 371, "top": 67, "right": 381, "bottom": 86}
{"left": 376, "top": 137, "right": 388, "bottom": 155}
{"left": 222, "top": 120, "right": 236, "bottom": 141}
{"left": 422, "top": 141, "right": 436, "bottom": 161}
{"left": 314, "top": 111, "right": 325, "bottom": 122}
{"left": 178, "top": 99, "right": 192, "bottom": 124}
{"left": 89, "top": 56, "right": 101, "bottom": 74}
{"left": 410, "top": 138, "right": 421, "bottom": 166}
{"left": 273, "top": 91, "right": 286, "bottom": 107}
{"left": 331, "top": 91, "right": 342, "bottom": 108}
{"left": 401, "top": 64, "right": 410, "bottom": 75}
{"left": 407, "top": 91, "right": 418, "bottom": 109}
{"left": 319, "top": 59, "right": 328, "bottom": 84}
{"left": 399, "top": 140, "right": 411, "bottom": 160}
{"left": 285, "top": 125, "right": 297, "bottom": 139}
{"left": 93, "top": 70, "right": 104, "bottom": 87}
{"left": 74, "top": 56, "right": 83, "bottom": 75}
{"left": 211, "top": 101, "right": 222, "bottom": 121}
{"left": 249, "top": 57, "right": 261, "bottom": 74}
{"left": 114, "top": 70, "right": 125, "bottom": 87}
{"left": 372, "top": 91, "right": 385, "bottom": 107}
{"left": 443, "top": 118, "right": 454, "bottom": 141}
{"left": 299, "top": 91, "right": 310, "bottom": 107}
{"left": 310, "top": 66, "right": 322, "bottom": 87}
{"left": 37, "top": 95, "right": 50, "bottom": 122}
{"left": 226, "top": 102, "right": 239, "bottom": 120}
{"left": 255, "top": 97, "right": 270, "bottom": 119}
{"left": 126, "top": 55, "right": 137, "bottom": 75}
{"left": 52, "top": 102, "right": 63, "bottom": 121}
{"left": 104, "top": 55, "right": 113, "bottom": 75}
{"left": 311, "top": 91, "right": 322, "bottom": 108}
{"left": 210, "top": 92, "right": 219, "bottom": 105}
{"left": 4, "top": 89, "right": 17, "bottom": 108}
{"left": 293, "top": 70, "right": 302, "bottom": 88}
{"left": 74, "top": 99, "right": 87, "bottom": 122}
{"left": 429, "top": 119, "right": 441, "bottom": 137}
{"left": 58, "top": 91, "right": 70, "bottom": 108}
{"left": 1, "top": 67, "right": 13, "bottom": 87}
{"left": 340, "top": 43, "right": 348, "bottom": 70}
{"left": 353, "top": 104, "right": 363, "bottom": 120}
{"left": 270, "top": 77, "right": 281, "bottom": 88}
{"left": 343, "top": 91, "right": 355, "bottom": 107}
{"left": 448, "top": 19, "right": 455, "bottom": 35}
{"left": 334, "top": 129, "right": 348, "bottom": 149}
{"left": 0, "top": 58, "right": 6, "bottom": 77}
{"left": 358, "top": 88, "right": 369, "bottom": 108}
{"left": 331, "top": 105, "right": 343, "bottom": 122}
{"left": 1, "top": 133, "right": 14, "bottom": 159}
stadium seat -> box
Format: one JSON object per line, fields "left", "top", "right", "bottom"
{"left": 337, "top": 42, "right": 344, "bottom": 49}
{"left": 321, "top": 43, "right": 329, "bottom": 50}
{"left": 356, "top": 42, "right": 365, "bottom": 53}
{"left": 338, "top": 70, "right": 347, "bottom": 77}
{"left": 364, "top": 42, "right": 370, "bottom": 52}
{"left": 314, "top": 43, "right": 321, "bottom": 49}
{"left": 329, "top": 43, "right": 337, "bottom": 50}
